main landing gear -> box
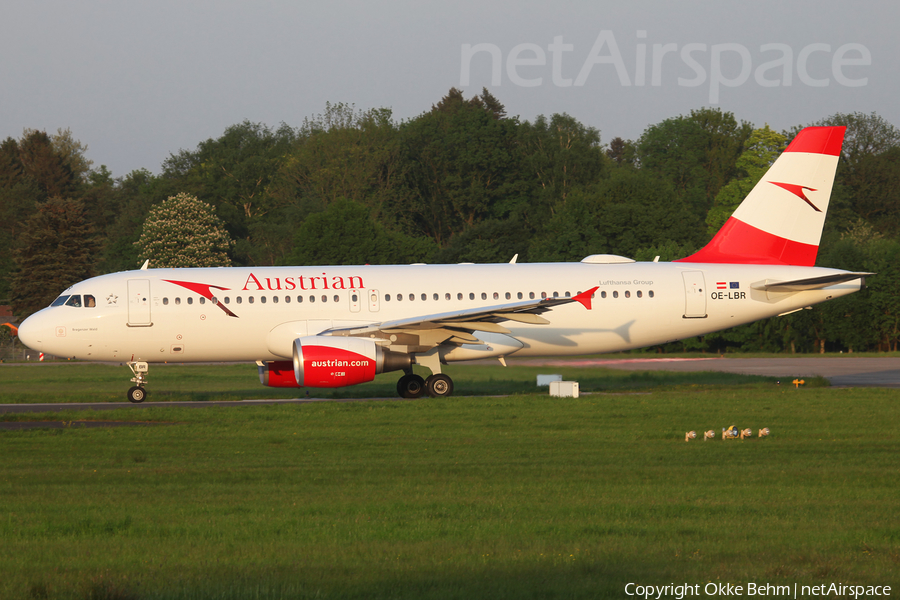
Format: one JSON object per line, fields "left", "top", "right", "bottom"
{"left": 126, "top": 361, "right": 149, "bottom": 403}
{"left": 396, "top": 372, "right": 454, "bottom": 399}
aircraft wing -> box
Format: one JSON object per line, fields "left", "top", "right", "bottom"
{"left": 750, "top": 272, "right": 873, "bottom": 293}
{"left": 323, "top": 286, "right": 598, "bottom": 349}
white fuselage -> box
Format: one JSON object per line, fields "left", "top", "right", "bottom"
{"left": 19, "top": 261, "right": 862, "bottom": 364}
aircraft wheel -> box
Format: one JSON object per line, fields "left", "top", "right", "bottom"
{"left": 425, "top": 374, "right": 454, "bottom": 398}
{"left": 397, "top": 374, "right": 426, "bottom": 399}
{"left": 127, "top": 386, "right": 147, "bottom": 403}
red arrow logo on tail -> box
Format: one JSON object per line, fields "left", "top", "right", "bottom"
{"left": 770, "top": 182, "right": 821, "bottom": 212}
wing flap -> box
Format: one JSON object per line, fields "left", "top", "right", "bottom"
{"left": 324, "top": 286, "right": 598, "bottom": 351}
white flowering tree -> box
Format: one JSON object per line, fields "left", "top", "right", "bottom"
{"left": 135, "top": 192, "right": 233, "bottom": 268}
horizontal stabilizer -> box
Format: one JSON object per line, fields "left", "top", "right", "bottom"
{"left": 751, "top": 272, "right": 873, "bottom": 293}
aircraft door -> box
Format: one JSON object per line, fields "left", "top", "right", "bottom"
{"left": 681, "top": 271, "right": 707, "bottom": 318}
{"left": 127, "top": 279, "right": 152, "bottom": 326}
{"left": 368, "top": 289, "right": 380, "bottom": 312}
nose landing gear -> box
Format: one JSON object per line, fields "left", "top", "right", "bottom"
{"left": 126, "top": 361, "right": 149, "bottom": 403}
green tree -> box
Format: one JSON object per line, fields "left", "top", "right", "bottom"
{"left": 48, "top": 127, "right": 94, "bottom": 182}
{"left": 287, "top": 199, "right": 435, "bottom": 265}
{"left": 10, "top": 197, "right": 98, "bottom": 318}
{"left": 518, "top": 113, "right": 605, "bottom": 213}
{"left": 135, "top": 193, "right": 234, "bottom": 268}
{"left": 162, "top": 121, "right": 297, "bottom": 264}
{"left": 397, "top": 88, "right": 528, "bottom": 246}
{"left": 0, "top": 137, "right": 41, "bottom": 302}
{"left": 269, "top": 104, "right": 407, "bottom": 226}
{"left": 634, "top": 108, "right": 752, "bottom": 221}
{"left": 17, "top": 129, "right": 77, "bottom": 199}
{"left": 98, "top": 169, "right": 168, "bottom": 273}
{"left": 705, "top": 125, "right": 787, "bottom": 236}
{"left": 529, "top": 169, "right": 701, "bottom": 262}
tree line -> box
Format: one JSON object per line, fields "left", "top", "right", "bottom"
{"left": 2, "top": 88, "right": 899, "bottom": 353}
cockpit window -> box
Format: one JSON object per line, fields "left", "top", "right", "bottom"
{"left": 84, "top": 295, "right": 96, "bottom": 307}
{"left": 51, "top": 295, "right": 70, "bottom": 307}
{"left": 65, "top": 295, "right": 82, "bottom": 307}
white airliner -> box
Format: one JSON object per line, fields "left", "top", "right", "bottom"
{"left": 18, "top": 126, "right": 870, "bottom": 402}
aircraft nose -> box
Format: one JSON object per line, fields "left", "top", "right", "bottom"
{"left": 17, "top": 312, "right": 46, "bottom": 351}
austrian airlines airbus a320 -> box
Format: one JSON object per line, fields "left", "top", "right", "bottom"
{"left": 18, "top": 126, "right": 870, "bottom": 402}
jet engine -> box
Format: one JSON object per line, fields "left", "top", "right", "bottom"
{"left": 257, "top": 360, "right": 297, "bottom": 388}
{"left": 258, "top": 336, "right": 411, "bottom": 388}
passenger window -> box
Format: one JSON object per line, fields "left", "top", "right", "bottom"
{"left": 297, "top": 296, "right": 303, "bottom": 303}
{"left": 493, "top": 292, "right": 499, "bottom": 300}
{"left": 613, "top": 291, "right": 619, "bottom": 298}
{"left": 285, "top": 296, "right": 291, "bottom": 303}
{"left": 624, "top": 291, "right": 631, "bottom": 298}
{"left": 482, "top": 293, "right": 487, "bottom": 300}
{"left": 422, "top": 293, "right": 427, "bottom": 301}
{"left": 396, "top": 294, "right": 402, "bottom": 301}
{"left": 65, "top": 295, "right": 82, "bottom": 307}
{"left": 601, "top": 291, "right": 607, "bottom": 298}
{"left": 51, "top": 295, "right": 70, "bottom": 307}
{"left": 236, "top": 297, "right": 242, "bottom": 304}
{"left": 445, "top": 293, "right": 451, "bottom": 301}
{"left": 322, "top": 295, "right": 328, "bottom": 303}
{"left": 309, "top": 296, "right": 315, "bottom": 303}
{"left": 248, "top": 297, "right": 253, "bottom": 304}
{"left": 564, "top": 292, "right": 571, "bottom": 298}
{"left": 541, "top": 292, "right": 547, "bottom": 299}
{"left": 517, "top": 292, "right": 522, "bottom": 300}
{"left": 529, "top": 292, "right": 535, "bottom": 299}
{"left": 649, "top": 290, "right": 655, "bottom": 298}
{"left": 84, "top": 295, "right": 96, "bottom": 307}
{"left": 409, "top": 293, "right": 415, "bottom": 301}
{"left": 637, "top": 290, "right": 642, "bottom": 298}
{"left": 260, "top": 296, "right": 266, "bottom": 304}
{"left": 272, "top": 296, "right": 278, "bottom": 304}
{"left": 505, "top": 292, "right": 510, "bottom": 300}
{"left": 334, "top": 295, "right": 340, "bottom": 303}
{"left": 352, "top": 294, "right": 358, "bottom": 302}
{"left": 163, "top": 298, "right": 169, "bottom": 306}
{"left": 224, "top": 297, "right": 230, "bottom": 304}
{"left": 175, "top": 297, "right": 181, "bottom": 305}
{"left": 385, "top": 294, "right": 391, "bottom": 302}
{"left": 199, "top": 297, "right": 206, "bottom": 305}
{"left": 457, "top": 293, "right": 463, "bottom": 300}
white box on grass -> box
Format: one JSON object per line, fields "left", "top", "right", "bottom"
{"left": 549, "top": 381, "right": 579, "bottom": 398}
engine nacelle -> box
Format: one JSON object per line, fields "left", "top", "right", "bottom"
{"left": 259, "top": 337, "right": 411, "bottom": 388}
{"left": 257, "top": 360, "right": 298, "bottom": 388}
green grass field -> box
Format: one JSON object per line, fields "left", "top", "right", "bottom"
{"left": 0, "top": 364, "right": 897, "bottom": 599}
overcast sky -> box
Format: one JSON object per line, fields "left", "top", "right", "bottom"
{"left": 1, "top": 0, "right": 897, "bottom": 178}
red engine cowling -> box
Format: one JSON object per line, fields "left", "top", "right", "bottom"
{"left": 295, "top": 336, "right": 379, "bottom": 387}
{"left": 259, "top": 337, "right": 411, "bottom": 388}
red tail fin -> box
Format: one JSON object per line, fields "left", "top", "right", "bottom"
{"left": 676, "top": 126, "right": 845, "bottom": 266}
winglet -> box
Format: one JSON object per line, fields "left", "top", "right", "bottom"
{"left": 574, "top": 286, "right": 599, "bottom": 310}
